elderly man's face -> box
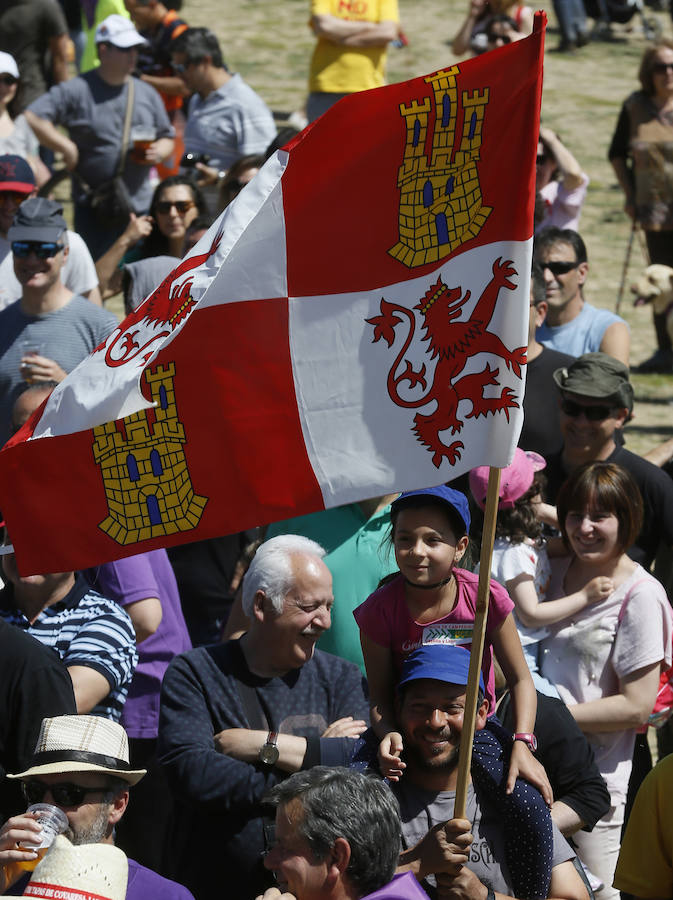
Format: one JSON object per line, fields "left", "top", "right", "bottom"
{"left": 268, "top": 556, "right": 333, "bottom": 671}
{"left": 264, "top": 799, "right": 329, "bottom": 900}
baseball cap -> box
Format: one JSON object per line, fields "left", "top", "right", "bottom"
{"left": 469, "top": 447, "right": 546, "bottom": 510}
{"left": 397, "top": 644, "right": 485, "bottom": 694}
{"left": 391, "top": 484, "right": 471, "bottom": 534}
{"left": 0, "top": 52, "right": 19, "bottom": 79}
{"left": 95, "top": 14, "right": 148, "bottom": 48}
{"left": 7, "top": 197, "right": 67, "bottom": 244}
{"left": 0, "top": 154, "right": 36, "bottom": 194}
{"left": 552, "top": 352, "right": 634, "bottom": 413}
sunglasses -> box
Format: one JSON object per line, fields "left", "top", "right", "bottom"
{"left": 487, "top": 33, "right": 511, "bottom": 43}
{"left": 652, "top": 62, "right": 673, "bottom": 74}
{"left": 11, "top": 241, "right": 64, "bottom": 259}
{"left": 539, "top": 259, "right": 579, "bottom": 276}
{"left": 23, "top": 780, "right": 112, "bottom": 807}
{"left": 560, "top": 398, "right": 616, "bottom": 421}
{"left": 171, "top": 60, "right": 192, "bottom": 74}
{"left": 155, "top": 200, "right": 195, "bottom": 215}
{"left": 0, "top": 74, "right": 18, "bottom": 87}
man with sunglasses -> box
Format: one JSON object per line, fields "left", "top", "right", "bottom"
{"left": 0, "top": 197, "right": 117, "bottom": 446}
{"left": 0, "top": 715, "right": 194, "bottom": 898}
{"left": 0, "top": 154, "right": 101, "bottom": 310}
{"left": 533, "top": 227, "right": 630, "bottom": 366}
{"left": 544, "top": 353, "right": 673, "bottom": 571}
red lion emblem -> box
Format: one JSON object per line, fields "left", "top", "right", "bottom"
{"left": 366, "top": 257, "right": 527, "bottom": 467}
{"left": 100, "top": 230, "right": 223, "bottom": 368}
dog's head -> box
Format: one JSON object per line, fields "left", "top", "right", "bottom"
{"left": 631, "top": 264, "right": 673, "bottom": 313}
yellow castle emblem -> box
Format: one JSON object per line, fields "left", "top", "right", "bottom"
{"left": 388, "top": 66, "right": 492, "bottom": 268}
{"left": 92, "top": 362, "right": 207, "bottom": 546}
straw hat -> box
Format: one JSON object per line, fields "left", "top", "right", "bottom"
{"left": 8, "top": 716, "right": 146, "bottom": 785}
{"left": 23, "top": 835, "right": 128, "bottom": 900}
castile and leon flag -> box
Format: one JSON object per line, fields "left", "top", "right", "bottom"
{"left": 0, "top": 18, "right": 545, "bottom": 574}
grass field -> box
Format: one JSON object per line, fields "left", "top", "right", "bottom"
{"left": 179, "top": 0, "right": 673, "bottom": 454}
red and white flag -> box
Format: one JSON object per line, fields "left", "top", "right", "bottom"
{"left": 0, "top": 20, "right": 544, "bottom": 574}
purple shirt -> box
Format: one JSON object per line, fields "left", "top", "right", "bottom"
{"left": 365, "top": 873, "right": 431, "bottom": 900}
{"left": 84, "top": 550, "right": 192, "bottom": 739}
{"left": 127, "top": 858, "right": 194, "bottom": 900}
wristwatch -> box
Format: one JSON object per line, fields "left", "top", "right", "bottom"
{"left": 512, "top": 732, "right": 538, "bottom": 752}
{"left": 259, "top": 731, "right": 279, "bottom": 766}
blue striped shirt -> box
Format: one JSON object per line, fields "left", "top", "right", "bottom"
{"left": 0, "top": 576, "right": 137, "bottom": 721}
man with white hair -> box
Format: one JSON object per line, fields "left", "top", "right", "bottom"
{"left": 157, "top": 535, "right": 370, "bottom": 900}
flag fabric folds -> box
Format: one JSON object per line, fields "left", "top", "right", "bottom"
{"left": 0, "top": 19, "right": 545, "bottom": 574}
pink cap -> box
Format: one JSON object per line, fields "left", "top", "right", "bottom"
{"left": 469, "top": 448, "right": 546, "bottom": 510}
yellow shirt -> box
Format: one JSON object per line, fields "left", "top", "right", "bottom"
{"left": 614, "top": 752, "right": 673, "bottom": 898}
{"left": 309, "top": 0, "right": 399, "bottom": 94}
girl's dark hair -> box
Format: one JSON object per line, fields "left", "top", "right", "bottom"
{"left": 556, "top": 462, "right": 643, "bottom": 555}
{"left": 140, "top": 175, "right": 207, "bottom": 259}
{"left": 390, "top": 494, "right": 468, "bottom": 541}
{"left": 495, "top": 472, "right": 546, "bottom": 544}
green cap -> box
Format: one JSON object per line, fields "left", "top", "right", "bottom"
{"left": 552, "top": 353, "right": 633, "bottom": 413}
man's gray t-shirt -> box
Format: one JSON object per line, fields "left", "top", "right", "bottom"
{"left": 28, "top": 71, "right": 173, "bottom": 212}
{"left": 395, "top": 782, "right": 573, "bottom": 898}
{"left": 0, "top": 295, "right": 118, "bottom": 445}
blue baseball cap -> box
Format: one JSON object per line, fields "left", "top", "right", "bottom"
{"left": 397, "top": 644, "right": 485, "bottom": 694}
{"left": 391, "top": 484, "right": 471, "bottom": 534}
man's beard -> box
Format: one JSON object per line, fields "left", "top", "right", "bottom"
{"left": 65, "top": 804, "right": 111, "bottom": 845}
{"left": 403, "top": 732, "right": 460, "bottom": 772}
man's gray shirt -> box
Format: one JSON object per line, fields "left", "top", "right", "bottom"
{"left": 28, "top": 70, "right": 173, "bottom": 212}
{"left": 0, "top": 295, "right": 117, "bottom": 445}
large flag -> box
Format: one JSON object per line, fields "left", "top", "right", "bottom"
{"left": 0, "top": 20, "right": 545, "bottom": 574}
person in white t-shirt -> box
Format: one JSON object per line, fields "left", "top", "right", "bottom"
{"left": 0, "top": 153, "right": 100, "bottom": 309}
{"left": 540, "top": 461, "right": 672, "bottom": 900}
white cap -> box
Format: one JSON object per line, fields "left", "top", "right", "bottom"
{"left": 0, "top": 52, "right": 19, "bottom": 79}
{"left": 95, "top": 14, "right": 148, "bottom": 49}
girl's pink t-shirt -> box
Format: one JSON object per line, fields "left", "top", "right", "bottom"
{"left": 354, "top": 568, "right": 514, "bottom": 710}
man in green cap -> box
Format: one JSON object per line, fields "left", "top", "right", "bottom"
{"left": 543, "top": 352, "right": 673, "bottom": 570}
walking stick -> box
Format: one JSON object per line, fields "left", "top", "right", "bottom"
{"left": 454, "top": 466, "right": 501, "bottom": 818}
{"left": 615, "top": 219, "right": 637, "bottom": 316}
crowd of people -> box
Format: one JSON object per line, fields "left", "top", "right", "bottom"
{"left": 0, "top": 2, "right": 672, "bottom": 900}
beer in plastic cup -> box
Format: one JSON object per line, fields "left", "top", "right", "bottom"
{"left": 2, "top": 804, "right": 69, "bottom": 886}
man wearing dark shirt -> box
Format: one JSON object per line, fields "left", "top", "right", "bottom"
{"left": 158, "top": 534, "right": 369, "bottom": 900}
{"left": 544, "top": 352, "right": 673, "bottom": 569}
{"left": 520, "top": 262, "right": 575, "bottom": 458}
{"left": 0, "top": 620, "right": 76, "bottom": 821}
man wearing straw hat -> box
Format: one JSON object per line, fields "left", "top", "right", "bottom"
{"left": 390, "top": 645, "right": 588, "bottom": 900}
{"left": 0, "top": 715, "right": 194, "bottom": 899}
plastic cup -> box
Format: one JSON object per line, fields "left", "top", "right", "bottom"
{"left": 24, "top": 803, "right": 69, "bottom": 851}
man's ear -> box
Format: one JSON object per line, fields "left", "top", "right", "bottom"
{"left": 475, "top": 696, "right": 490, "bottom": 731}
{"left": 252, "top": 590, "right": 267, "bottom": 622}
{"left": 534, "top": 299, "right": 548, "bottom": 327}
{"left": 577, "top": 261, "right": 589, "bottom": 286}
{"left": 614, "top": 406, "right": 630, "bottom": 429}
{"left": 327, "top": 837, "right": 351, "bottom": 881}
{"left": 108, "top": 789, "right": 129, "bottom": 827}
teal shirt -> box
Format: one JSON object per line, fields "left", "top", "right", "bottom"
{"left": 266, "top": 503, "right": 395, "bottom": 673}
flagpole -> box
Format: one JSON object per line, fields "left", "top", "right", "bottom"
{"left": 454, "top": 465, "right": 501, "bottom": 818}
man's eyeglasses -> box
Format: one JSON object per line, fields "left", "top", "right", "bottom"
{"left": 652, "top": 62, "right": 673, "bottom": 74}
{"left": 560, "top": 398, "right": 616, "bottom": 421}
{"left": 11, "top": 241, "right": 64, "bottom": 259}
{"left": 0, "top": 75, "right": 18, "bottom": 87}
{"left": 155, "top": 200, "right": 195, "bottom": 215}
{"left": 172, "top": 60, "right": 193, "bottom": 74}
{"left": 22, "top": 780, "right": 111, "bottom": 807}
{"left": 539, "top": 259, "right": 579, "bottom": 276}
